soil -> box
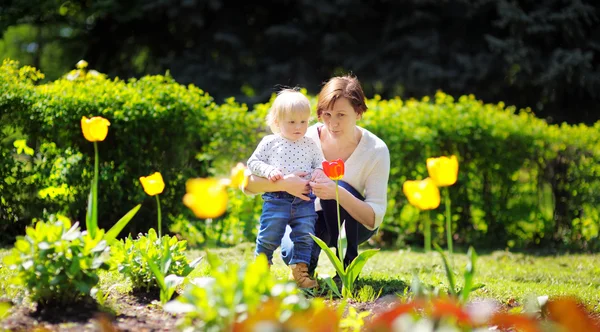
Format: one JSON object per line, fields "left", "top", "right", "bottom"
{"left": 1, "top": 290, "right": 182, "bottom": 332}
{"left": 3, "top": 292, "right": 599, "bottom": 331}
{"left": 0, "top": 290, "right": 399, "bottom": 332}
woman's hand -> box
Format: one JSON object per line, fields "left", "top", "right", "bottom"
{"left": 282, "top": 171, "right": 311, "bottom": 200}
{"left": 309, "top": 176, "right": 338, "bottom": 200}
{"left": 310, "top": 168, "right": 328, "bottom": 182}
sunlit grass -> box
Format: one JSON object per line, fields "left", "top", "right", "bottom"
{"left": 1, "top": 244, "right": 598, "bottom": 313}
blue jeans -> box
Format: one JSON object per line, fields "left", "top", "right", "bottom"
{"left": 281, "top": 181, "right": 377, "bottom": 275}
{"left": 255, "top": 191, "right": 317, "bottom": 265}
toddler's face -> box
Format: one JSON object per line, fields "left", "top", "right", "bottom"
{"left": 278, "top": 112, "right": 309, "bottom": 141}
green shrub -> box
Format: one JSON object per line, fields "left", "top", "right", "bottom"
{"left": 363, "top": 92, "right": 600, "bottom": 250}
{"left": 2, "top": 59, "right": 599, "bottom": 250}
{"left": 2, "top": 215, "right": 110, "bottom": 305}
{"left": 1, "top": 59, "right": 259, "bottom": 238}
{"left": 164, "top": 252, "right": 314, "bottom": 331}
{"left": 111, "top": 228, "right": 200, "bottom": 291}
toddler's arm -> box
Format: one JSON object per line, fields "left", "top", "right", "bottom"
{"left": 247, "top": 136, "right": 278, "bottom": 178}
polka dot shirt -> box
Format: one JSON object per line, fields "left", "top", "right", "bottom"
{"left": 247, "top": 134, "right": 324, "bottom": 179}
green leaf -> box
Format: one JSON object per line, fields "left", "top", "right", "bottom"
{"left": 434, "top": 243, "right": 456, "bottom": 297}
{"left": 460, "top": 246, "right": 478, "bottom": 303}
{"left": 344, "top": 249, "right": 379, "bottom": 287}
{"left": 310, "top": 234, "right": 345, "bottom": 277}
{"left": 141, "top": 250, "right": 166, "bottom": 290}
{"left": 322, "top": 275, "right": 341, "bottom": 298}
{"left": 104, "top": 204, "right": 142, "bottom": 244}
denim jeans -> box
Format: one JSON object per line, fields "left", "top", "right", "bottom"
{"left": 280, "top": 181, "right": 377, "bottom": 275}
{"left": 255, "top": 191, "right": 317, "bottom": 265}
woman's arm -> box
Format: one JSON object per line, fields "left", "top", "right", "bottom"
{"left": 244, "top": 172, "right": 312, "bottom": 200}
{"left": 309, "top": 179, "right": 376, "bottom": 229}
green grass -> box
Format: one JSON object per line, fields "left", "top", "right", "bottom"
{"left": 1, "top": 243, "right": 599, "bottom": 313}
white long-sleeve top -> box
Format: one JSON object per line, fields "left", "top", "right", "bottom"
{"left": 247, "top": 134, "right": 324, "bottom": 179}
{"left": 308, "top": 124, "right": 390, "bottom": 230}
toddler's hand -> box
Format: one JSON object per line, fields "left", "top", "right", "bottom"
{"left": 268, "top": 169, "right": 283, "bottom": 182}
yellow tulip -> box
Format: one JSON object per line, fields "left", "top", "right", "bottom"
{"left": 183, "top": 178, "right": 228, "bottom": 219}
{"left": 403, "top": 178, "right": 441, "bottom": 210}
{"left": 139, "top": 172, "right": 165, "bottom": 196}
{"left": 81, "top": 116, "right": 110, "bottom": 142}
{"left": 427, "top": 155, "right": 459, "bottom": 187}
{"left": 229, "top": 162, "right": 249, "bottom": 189}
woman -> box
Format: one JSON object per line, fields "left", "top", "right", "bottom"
{"left": 244, "top": 74, "right": 390, "bottom": 279}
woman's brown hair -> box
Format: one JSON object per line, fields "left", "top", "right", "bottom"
{"left": 316, "top": 75, "right": 368, "bottom": 119}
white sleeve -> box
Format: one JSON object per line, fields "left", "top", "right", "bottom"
{"left": 363, "top": 145, "right": 391, "bottom": 230}
{"left": 247, "top": 136, "right": 277, "bottom": 178}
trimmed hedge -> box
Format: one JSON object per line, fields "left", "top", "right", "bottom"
{"left": 1, "top": 59, "right": 264, "bottom": 238}
{"left": 362, "top": 92, "right": 600, "bottom": 249}
{"left": 1, "top": 60, "right": 599, "bottom": 250}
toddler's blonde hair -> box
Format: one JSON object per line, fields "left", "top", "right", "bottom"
{"left": 266, "top": 88, "right": 311, "bottom": 133}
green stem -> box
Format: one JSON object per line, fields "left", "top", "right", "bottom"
{"left": 335, "top": 180, "right": 343, "bottom": 263}
{"left": 156, "top": 195, "right": 162, "bottom": 238}
{"left": 92, "top": 141, "right": 99, "bottom": 236}
{"left": 424, "top": 210, "right": 431, "bottom": 253}
{"left": 444, "top": 187, "right": 453, "bottom": 256}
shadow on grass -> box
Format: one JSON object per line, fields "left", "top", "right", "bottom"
{"left": 355, "top": 277, "right": 410, "bottom": 297}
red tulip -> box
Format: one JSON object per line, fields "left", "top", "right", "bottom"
{"left": 322, "top": 159, "right": 345, "bottom": 181}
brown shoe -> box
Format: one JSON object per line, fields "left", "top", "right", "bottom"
{"left": 290, "top": 263, "right": 318, "bottom": 289}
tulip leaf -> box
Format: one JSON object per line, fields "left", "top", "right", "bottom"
{"left": 434, "top": 243, "right": 456, "bottom": 297}
{"left": 310, "top": 234, "right": 345, "bottom": 278}
{"left": 345, "top": 248, "right": 379, "bottom": 287}
{"left": 322, "top": 275, "right": 342, "bottom": 297}
{"left": 460, "top": 246, "right": 478, "bottom": 303}
{"left": 104, "top": 204, "right": 142, "bottom": 244}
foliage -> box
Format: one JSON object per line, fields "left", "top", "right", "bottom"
{"left": 363, "top": 92, "right": 600, "bottom": 250}
{"left": 2, "top": 216, "right": 110, "bottom": 305}
{"left": 2, "top": 60, "right": 599, "bottom": 249}
{"left": 365, "top": 247, "right": 600, "bottom": 332}
{"left": 164, "top": 252, "right": 343, "bottom": 331}
{"left": 312, "top": 235, "right": 379, "bottom": 299}
{"left": 3, "top": 1, "right": 598, "bottom": 123}
{"left": 0, "top": 59, "right": 261, "bottom": 239}
{"left": 111, "top": 228, "right": 201, "bottom": 292}
{"left": 140, "top": 241, "right": 201, "bottom": 305}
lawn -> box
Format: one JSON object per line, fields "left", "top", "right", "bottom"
{"left": 1, "top": 242, "right": 599, "bottom": 331}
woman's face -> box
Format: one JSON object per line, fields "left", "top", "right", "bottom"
{"left": 320, "top": 97, "right": 360, "bottom": 137}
